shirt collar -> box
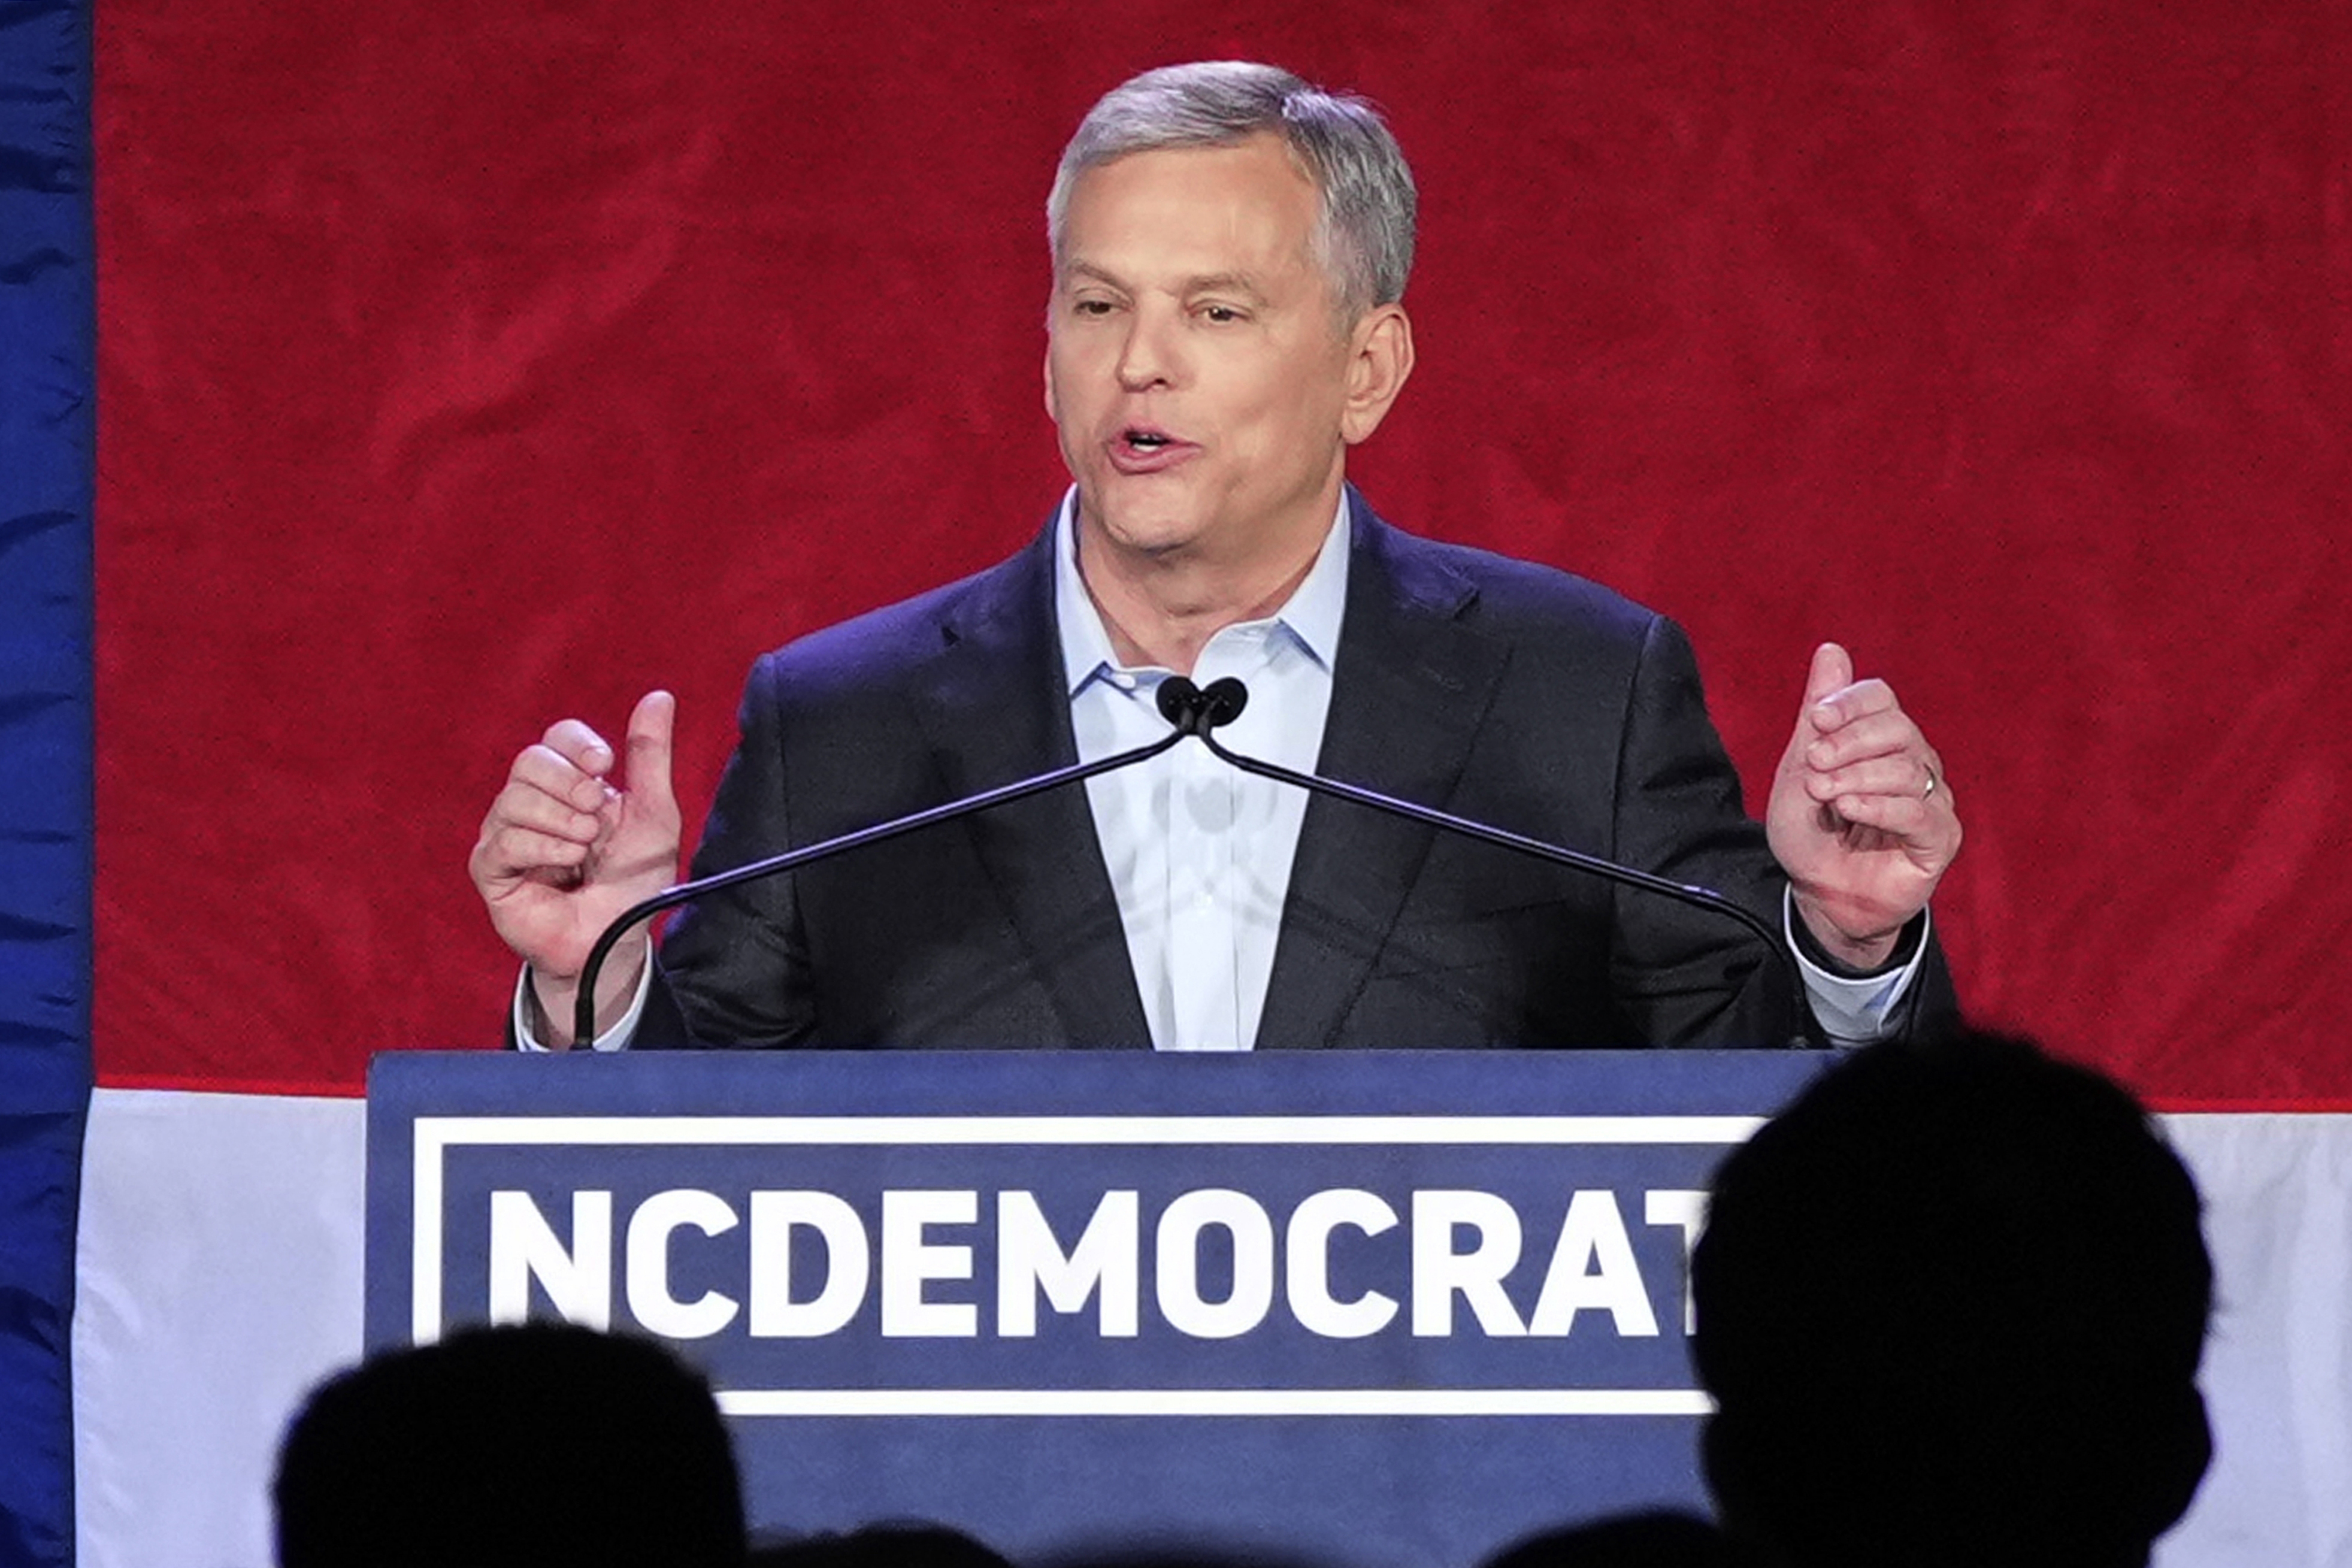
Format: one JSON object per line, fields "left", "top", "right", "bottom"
{"left": 1052, "top": 488, "right": 1352, "bottom": 696}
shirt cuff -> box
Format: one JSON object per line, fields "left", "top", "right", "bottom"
{"left": 511, "top": 958, "right": 652, "bottom": 1053}
{"left": 1784, "top": 888, "right": 1928, "bottom": 1049}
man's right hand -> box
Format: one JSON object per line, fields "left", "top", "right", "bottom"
{"left": 468, "top": 690, "right": 682, "bottom": 1047}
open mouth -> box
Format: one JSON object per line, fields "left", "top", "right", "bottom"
{"left": 1108, "top": 426, "right": 1195, "bottom": 473}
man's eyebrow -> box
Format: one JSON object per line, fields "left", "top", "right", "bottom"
{"left": 1058, "top": 261, "right": 1129, "bottom": 291}
{"left": 1183, "top": 272, "right": 1270, "bottom": 303}
{"left": 1055, "top": 262, "right": 1272, "bottom": 304}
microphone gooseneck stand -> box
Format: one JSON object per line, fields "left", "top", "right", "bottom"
{"left": 570, "top": 721, "right": 1195, "bottom": 1048}
{"left": 1160, "top": 676, "right": 1811, "bottom": 1047}
{"left": 572, "top": 674, "right": 1810, "bottom": 1048}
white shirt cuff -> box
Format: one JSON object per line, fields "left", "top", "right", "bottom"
{"left": 1785, "top": 888, "right": 1927, "bottom": 1049}
{"left": 511, "top": 958, "right": 653, "bottom": 1053}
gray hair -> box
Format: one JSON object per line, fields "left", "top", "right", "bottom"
{"left": 1046, "top": 61, "right": 1417, "bottom": 320}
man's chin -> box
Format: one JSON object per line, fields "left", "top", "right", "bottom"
{"left": 1077, "top": 495, "right": 1209, "bottom": 561}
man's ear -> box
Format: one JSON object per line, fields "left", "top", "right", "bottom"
{"left": 1699, "top": 1416, "right": 1752, "bottom": 1535}
{"left": 1339, "top": 304, "right": 1415, "bottom": 446}
{"left": 2129, "top": 1387, "right": 2214, "bottom": 1543}
{"left": 1702, "top": 1410, "right": 1798, "bottom": 1564}
{"left": 1043, "top": 339, "right": 1057, "bottom": 422}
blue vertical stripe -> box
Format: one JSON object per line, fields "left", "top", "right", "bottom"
{"left": 0, "top": 0, "right": 92, "bottom": 1564}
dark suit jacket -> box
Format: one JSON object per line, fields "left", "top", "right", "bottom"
{"left": 638, "top": 492, "right": 1951, "bottom": 1049}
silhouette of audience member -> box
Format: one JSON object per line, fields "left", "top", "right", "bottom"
{"left": 1035, "top": 1545, "right": 1349, "bottom": 1568}
{"left": 749, "top": 1521, "right": 1018, "bottom": 1568}
{"left": 274, "top": 1321, "right": 746, "bottom": 1568}
{"left": 1480, "top": 1508, "right": 1735, "bottom": 1568}
{"left": 1691, "top": 1031, "right": 2214, "bottom": 1568}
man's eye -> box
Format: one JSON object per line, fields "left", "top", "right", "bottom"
{"left": 1201, "top": 305, "right": 1245, "bottom": 323}
{"left": 1073, "top": 298, "right": 1116, "bottom": 317}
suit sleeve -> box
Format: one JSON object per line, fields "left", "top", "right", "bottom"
{"left": 636, "top": 653, "right": 821, "bottom": 1048}
{"left": 1603, "top": 615, "right": 1811, "bottom": 1048}
{"left": 1603, "top": 614, "right": 1960, "bottom": 1047}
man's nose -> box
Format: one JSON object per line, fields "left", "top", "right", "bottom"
{"left": 1115, "top": 308, "right": 1182, "bottom": 391}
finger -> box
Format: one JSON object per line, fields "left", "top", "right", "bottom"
{"left": 540, "top": 717, "right": 618, "bottom": 777}
{"left": 512, "top": 744, "right": 619, "bottom": 815}
{"left": 1802, "top": 643, "right": 1854, "bottom": 710}
{"left": 1809, "top": 676, "right": 1899, "bottom": 734}
{"left": 1805, "top": 755, "right": 1939, "bottom": 803}
{"left": 1803, "top": 710, "right": 1920, "bottom": 770}
{"left": 476, "top": 824, "right": 595, "bottom": 883}
{"left": 624, "top": 690, "right": 677, "bottom": 809}
{"left": 1821, "top": 791, "right": 1940, "bottom": 841}
{"left": 489, "top": 782, "right": 606, "bottom": 844}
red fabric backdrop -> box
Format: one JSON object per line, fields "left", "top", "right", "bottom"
{"left": 93, "top": 0, "right": 2351, "bottom": 1101}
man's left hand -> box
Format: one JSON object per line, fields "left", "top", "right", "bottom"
{"left": 1767, "top": 643, "right": 1963, "bottom": 970}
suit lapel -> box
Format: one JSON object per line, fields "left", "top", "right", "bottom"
{"left": 1254, "top": 498, "right": 1511, "bottom": 1048}
{"left": 911, "top": 522, "right": 1153, "bottom": 1049}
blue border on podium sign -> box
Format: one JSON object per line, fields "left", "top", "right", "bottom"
{"left": 368, "top": 1051, "right": 1827, "bottom": 1568}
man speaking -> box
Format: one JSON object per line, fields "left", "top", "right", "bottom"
{"left": 469, "top": 62, "right": 1963, "bottom": 1054}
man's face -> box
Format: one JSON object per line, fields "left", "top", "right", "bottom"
{"left": 1046, "top": 135, "right": 1362, "bottom": 568}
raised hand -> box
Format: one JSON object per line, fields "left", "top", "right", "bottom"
{"left": 1766, "top": 644, "right": 1961, "bottom": 969}
{"left": 468, "top": 691, "right": 682, "bottom": 1044}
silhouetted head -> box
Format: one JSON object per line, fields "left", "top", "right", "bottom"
{"left": 749, "top": 1522, "right": 1015, "bottom": 1568}
{"left": 274, "top": 1321, "right": 746, "bottom": 1568}
{"left": 1691, "top": 1031, "right": 2213, "bottom": 1568}
{"left": 1038, "top": 1545, "right": 1351, "bottom": 1568}
{"left": 1480, "top": 1508, "right": 1734, "bottom": 1568}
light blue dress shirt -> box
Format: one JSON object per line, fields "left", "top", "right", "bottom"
{"left": 1055, "top": 493, "right": 1352, "bottom": 1052}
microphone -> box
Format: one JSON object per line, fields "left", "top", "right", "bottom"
{"left": 1169, "top": 675, "right": 1811, "bottom": 1046}
{"left": 1153, "top": 674, "right": 1248, "bottom": 735}
{"left": 571, "top": 699, "right": 1195, "bottom": 1048}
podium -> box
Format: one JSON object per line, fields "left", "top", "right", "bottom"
{"left": 368, "top": 1050, "right": 1826, "bottom": 1568}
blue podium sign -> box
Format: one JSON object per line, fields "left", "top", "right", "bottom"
{"left": 367, "top": 1051, "right": 1826, "bottom": 1567}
